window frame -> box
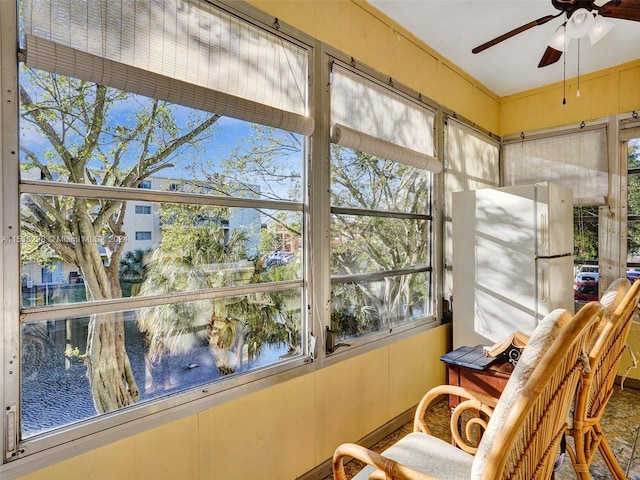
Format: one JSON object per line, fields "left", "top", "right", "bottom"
{"left": 325, "top": 54, "right": 440, "bottom": 353}
{"left": 0, "top": 3, "right": 446, "bottom": 475}
{"left": 134, "top": 231, "right": 152, "bottom": 241}
{"left": 502, "top": 123, "right": 610, "bottom": 276}
{"left": 2, "top": 0, "right": 316, "bottom": 466}
{"left": 13, "top": 96, "right": 313, "bottom": 461}
{"left": 500, "top": 116, "right": 636, "bottom": 292}
{"left": 622, "top": 118, "right": 640, "bottom": 271}
{"left": 134, "top": 205, "right": 152, "bottom": 215}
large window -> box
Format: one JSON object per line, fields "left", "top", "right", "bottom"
{"left": 328, "top": 61, "right": 439, "bottom": 345}
{"left": 443, "top": 118, "right": 500, "bottom": 308}
{"left": 1, "top": 1, "right": 442, "bottom": 469}
{"left": 503, "top": 125, "right": 609, "bottom": 299}
{"left": 10, "top": 0, "right": 310, "bottom": 453}
{"left": 624, "top": 123, "right": 640, "bottom": 276}
{"left": 18, "top": 67, "right": 307, "bottom": 439}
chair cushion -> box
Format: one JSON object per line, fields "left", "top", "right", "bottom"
{"left": 352, "top": 432, "right": 474, "bottom": 480}
{"left": 470, "top": 308, "right": 572, "bottom": 478}
{"left": 600, "top": 277, "right": 631, "bottom": 316}
{"left": 593, "top": 277, "right": 630, "bottom": 344}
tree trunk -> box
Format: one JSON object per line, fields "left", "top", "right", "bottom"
{"left": 74, "top": 202, "right": 141, "bottom": 413}
{"left": 86, "top": 312, "right": 140, "bottom": 413}
{"left": 19, "top": 74, "right": 221, "bottom": 414}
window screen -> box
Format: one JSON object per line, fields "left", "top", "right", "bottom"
{"left": 22, "top": 0, "right": 314, "bottom": 135}
{"left": 503, "top": 127, "right": 608, "bottom": 205}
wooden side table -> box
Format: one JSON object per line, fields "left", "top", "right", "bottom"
{"left": 445, "top": 360, "right": 514, "bottom": 408}
{"left": 440, "top": 345, "right": 514, "bottom": 408}
{"left": 439, "top": 346, "right": 515, "bottom": 448}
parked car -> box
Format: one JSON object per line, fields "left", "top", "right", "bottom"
{"left": 574, "top": 265, "right": 599, "bottom": 283}
{"left": 627, "top": 270, "right": 640, "bottom": 283}
{"left": 265, "top": 251, "right": 294, "bottom": 267}
{"left": 574, "top": 281, "right": 598, "bottom": 303}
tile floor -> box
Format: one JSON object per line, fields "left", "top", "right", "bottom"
{"left": 324, "top": 385, "right": 640, "bottom": 479}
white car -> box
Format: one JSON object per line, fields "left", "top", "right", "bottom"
{"left": 574, "top": 265, "right": 599, "bottom": 283}
{"left": 265, "top": 251, "right": 294, "bottom": 267}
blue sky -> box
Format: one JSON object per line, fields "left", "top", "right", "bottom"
{"left": 19, "top": 70, "right": 304, "bottom": 205}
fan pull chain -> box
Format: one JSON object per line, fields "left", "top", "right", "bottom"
{"left": 562, "top": 17, "right": 567, "bottom": 105}
{"left": 562, "top": 42, "right": 566, "bottom": 105}
{"left": 576, "top": 39, "right": 581, "bottom": 97}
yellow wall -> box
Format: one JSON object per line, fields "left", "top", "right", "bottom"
{"left": 619, "top": 321, "right": 640, "bottom": 385}
{"left": 500, "top": 59, "right": 640, "bottom": 136}
{"left": 246, "top": 0, "right": 502, "bottom": 135}
{"left": 15, "top": 326, "right": 449, "bottom": 480}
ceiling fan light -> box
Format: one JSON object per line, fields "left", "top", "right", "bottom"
{"left": 588, "top": 15, "right": 614, "bottom": 45}
{"left": 547, "top": 24, "right": 567, "bottom": 51}
{"left": 566, "top": 8, "right": 595, "bottom": 39}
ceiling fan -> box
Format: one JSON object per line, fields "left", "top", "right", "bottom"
{"left": 472, "top": 0, "right": 640, "bottom": 68}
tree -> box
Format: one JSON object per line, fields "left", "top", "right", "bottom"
{"left": 574, "top": 205, "right": 599, "bottom": 261}
{"left": 329, "top": 146, "right": 430, "bottom": 336}
{"left": 137, "top": 202, "right": 292, "bottom": 378}
{"left": 627, "top": 140, "right": 640, "bottom": 259}
{"left": 119, "top": 249, "right": 149, "bottom": 282}
{"left": 191, "top": 124, "right": 304, "bottom": 202}
{"left": 195, "top": 124, "right": 429, "bottom": 340}
{"left": 19, "top": 68, "right": 220, "bottom": 413}
{"left": 188, "top": 123, "right": 305, "bottom": 252}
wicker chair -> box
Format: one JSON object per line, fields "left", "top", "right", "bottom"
{"left": 566, "top": 278, "right": 640, "bottom": 479}
{"left": 332, "top": 303, "right": 604, "bottom": 480}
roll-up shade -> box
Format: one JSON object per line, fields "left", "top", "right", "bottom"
{"left": 331, "top": 124, "right": 442, "bottom": 173}
{"left": 620, "top": 125, "right": 640, "bottom": 142}
{"left": 330, "top": 62, "right": 438, "bottom": 170}
{"left": 503, "top": 127, "right": 608, "bottom": 206}
{"left": 443, "top": 118, "right": 499, "bottom": 301}
{"left": 22, "top": 0, "right": 314, "bottom": 136}
{"left": 445, "top": 119, "right": 500, "bottom": 198}
{"left": 24, "top": 36, "right": 314, "bottom": 136}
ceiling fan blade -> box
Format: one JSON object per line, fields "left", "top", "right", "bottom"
{"left": 599, "top": 0, "right": 640, "bottom": 22}
{"left": 538, "top": 46, "right": 563, "bottom": 68}
{"left": 472, "top": 14, "right": 560, "bottom": 54}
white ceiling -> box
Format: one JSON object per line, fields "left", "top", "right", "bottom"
{"left": 367, "top": 0, "right": 640, "bottom": 97}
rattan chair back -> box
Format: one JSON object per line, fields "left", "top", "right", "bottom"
{"left": 567, "top": 279, "right": 640, "bottom": 479}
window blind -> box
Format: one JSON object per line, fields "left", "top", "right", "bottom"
{"left": 503, "top": 127, "right": 608, "bottom": 205}
{"left": 22, "top": 0, "right": 314, "bottom": 136}
{"left": 620, "top": 125, "right": 640, "bottom": 142}
{"left": 444, "top": 118, "right": 500, "bottom": 201}
{"left": 443, "top": 118, "right": 499, "bottom": 299}
{"left": 330, "top": 124, "right": 441, "bottom": 172}
{"left": 330, "top": 62, "right": 440, "bottom": 172}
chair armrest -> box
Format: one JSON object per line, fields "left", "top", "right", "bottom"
{"left": 332, "top": 442, "right": 442, "bottom": 480}
{"left": 413, "top": 384, "right": 500, "bottom": 454}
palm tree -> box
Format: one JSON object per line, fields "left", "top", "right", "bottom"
{"left": 119, "top": 249, "right": 149, "bottom": 282}
{"left": 137, "top": 203, "right": 291, "bottom": 382}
